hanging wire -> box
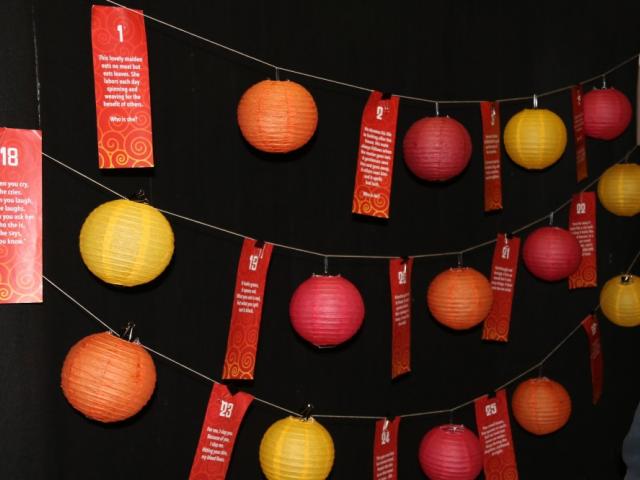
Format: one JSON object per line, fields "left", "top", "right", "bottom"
{"left": 43, "top": 144, "right": 637, "bottom": 261}
{"left": 103, "top": 0, "right": 638, "bottom": 105}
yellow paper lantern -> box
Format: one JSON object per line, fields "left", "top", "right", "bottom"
{"left": 259, "top": 416, "right": 335, "bottom": 480}
{"left": 597, "top": 164, "right": 640, "bottom": 216}
{"left": 504, "top": 108, "right": 567, "bottom": 170}
{"left": 600, "top": 274, "right": 640, "bottom": 327}
{"left": 79, "top": 199, "right": 175, "bottom": 287}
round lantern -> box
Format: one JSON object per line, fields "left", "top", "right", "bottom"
{"left": 511, "top": 377, "right": 571, "bottom": 435}
{"left": 418, "top": 424, "right": 483, "bottom": 480}
{"left": 259, "top": 416, "right": 334, "bottom": 480}
{"left": 237, "top": 79, "right": 318, "bottom": 153}
{"left": 504, "top": 108, "right": 567, "bottom": 170}
{"left": 61, "top": 332, "right": 156, "bottom": 423}
{"left": 402, "top": 116, "right": 472, "bottom": 181}
{"left": 583, "top": 87, "right": 632, "bottom": 140}
{"left": 522, "top": 227, "right": 581, "bottom": 281}
{"left": 79, "top": 199, "right": 175, "bottom": 287}
{"left": 597, "top": 163, "right": 640, "bottom": 216}
{"left": 600, "top": 275, "right": 640, "bottom": 327}
{"left": 427, "top": 267, "right": 493, "bottom": 330}
{"left": 289, "top": 274, "right": 365, "bottom": 347}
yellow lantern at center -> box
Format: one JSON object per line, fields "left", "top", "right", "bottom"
{"left": 79, "top": 199, "right": 175, "bottom": 287}
{"left": 504, "top": 108, "right": 567, "bottom": 170}
{"left": 597, "top": 163, "right": 640, "bottom": 216}
{"left": 259, "top": 416, "right": 334, "bottom": 480}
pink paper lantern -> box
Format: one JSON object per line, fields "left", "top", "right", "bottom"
{"left": 583, "top": 87, "right": 632, "bottom": 140}
{"left": 403, "top": 116, "right": 472, "bottom": 181}
{"left": 523, "top": 227, "right": 582, "bottom": 281}
{"left": 418, "top": 424, "right": 483, "bottom": 480}
{"left": 289, "top": 274, "right": 365, "bottom": 347}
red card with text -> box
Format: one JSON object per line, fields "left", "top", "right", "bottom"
{"left": 0, "top": 128, "right": 42, "bottom": 303}
{"left": 474, "top": 390, "right": 519, "bottom": 480}
{"left": 222, "top": 239, "right": 273, "bottom": 380}
{"left": 571, "top": 86, "right": 588, "bottom": 182}
{"left": 189, "top": 383, "right": 253, "bottom": 480}
{"left": 582, "top": 314, "right": 603, "bottom": 404}
{"left": 480, "top": 101, "right": 502, "bottom": 211}
{"left": 389, "top": 258, "right": 412, "bottom": 379}
{"left": 568, "top": 192, "right": 597, "bottom": 289}
{"left": 373, "top": 417, "right": 400, "bottom": 480}
{"left": 352, "top": 91, "right": 400, "bottom": 218}
{"left": 482, "top": 234, "right": 520, "bottom": 342}
{"left": 92, "top": 5, "right": 154, "bottom": 168}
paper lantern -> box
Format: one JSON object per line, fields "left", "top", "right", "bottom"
{"left": 403, "top": 116, "right": 472, "bottom": 181}
{"left": 427, "top": 267, "right": 493, "bottom": 330}
{"left": 290, "top": 274, "right": 365, "bottom": 347}
{"left": 79, "top": 199, "right": 174, "bottom": 287}
{"left": 597, "top": 163, "right": 640, "bottom": 216}
{"left": 418, "top": 424, "right": 483, "bottom": 480}
{"left": 600, "top": 275, "right": 640, "bottom": 327}
{"left": 512, "top": 377, "right": 571, "bottom": 435}
{"left": 522, "top": 227, "right": 581, "bottom": 281}
{"left": 61, "top": 332, "right": 156, "bottom": 423}
{"left": 259, "top": 416, "right": 334, "bottom": 480}
{"left": 583, "top": 87, "right": 632, "bottom": 140}
{"left": 237, "top": 79, "right": 318, "bottom": 153}
{"left": 504, "top": 108, "right": 567, "bottom": 170}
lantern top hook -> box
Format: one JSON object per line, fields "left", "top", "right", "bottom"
{"left": 434, "top": 101, "right": 440, "bottom": 117}
{"left": 601, "top": 75, "right": 607, "bottom": 89}
{"left": 532, "top": 94, "right": 538, "bottom": 109}
{"left": 120, "top": 322, "right": 137, "bottom": 342}
{"left": 300, "top": 403, "right": 314, "bottom": 420}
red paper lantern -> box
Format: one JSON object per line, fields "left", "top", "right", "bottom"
{"left": 418, "top": 424, "right": 483, "bottom": 480}
{"left": 583, "top": 87, "right": 632, "bottom": 140}
{"left": 511, "top": 377, "right": 572, "bottom": 435}
{"left": 289, "top": 274, "right": 365, "bottom": 347}
{"left": 61, "top": 332, "right": 156, "bottom": 423}
{"left": 237, "top": 79, "right": 318, "bottom": 153}
{"left": 403, "top": 116, "right": 472, "bottom": 181}
{"left": 427, "top": 267, "right": 493, "bottom": 330}
{"left": 522, "top": 227, "right": 581, "bottom": 281}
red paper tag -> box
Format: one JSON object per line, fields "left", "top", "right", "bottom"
{"left": 636, "top": 57, "right": 639, "bottom": 145}
{"left": 0, "top": 128, "right": 42, "bottom": 303}
{"left": 189, "top": 383, "right": 253, "bottom": 480}
{"left": 571, "top": 86, "right": 588, "bottom": 182}
{"left": 222, "top": 239, "right": 273, "bottom": 380}
{"left": 389, "top": 258, "right": 412, "bottom": 379}
{"left": 352, "top": 91, "right": 400, "bottom": 218}
{"left": 474, "top": 390, "right": 519, "bottom": 479}
{"left": 482, "top": 234, "right": 520, "bottom": 342}
{"left": 373, "top": 417, "right": 400, "bottom": 480}
{"left": 568, "top": 192, "right": 597, "bottom": 289}
{"left": 582, "top": 314, "right": 603, "bottom": 404}
{"left": 92, "top": 6, "right": 154, "bottom": 169}
{"left": 480, "top": 101, "right": 502, "bottom": 211}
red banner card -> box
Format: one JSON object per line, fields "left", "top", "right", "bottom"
{"left": 189, "top": 383, "right": 253, "bottom": 480}
{"left": 482, "top": 234, "right": 520, "bottom": 342}
{"left": 389, "top": 258, "right": 412, "bottom": 379}
{"left": 480, "top": 101, "right": 503, "bottom": 211}
{"left": 636, "top": 57, "right": 640, "bottom": 145}
{"left": 222, "top": 239, "right": 273, "bottom": 380}
{"left": 352, "top": 91, "right": 400, "bottom": 218}
{"left": 571, "top": 86, "right": 588, "bottom": 182}
{"left": 582, "top": 314, "right": 603, "bottom": 404}
{"left": 92, "top": 6, "right": 154, "bottom": 169}
{"left": 0, "top": 128, "right": 42, "bottom": 303}
{"left": 474, "top": 390, "right": 519, "bottom": 480}
{"left": 568, "top": 192, "right": 597, "bottom": 289}
{"left": 373, "top": 417, "right": 400, "bottom": 480}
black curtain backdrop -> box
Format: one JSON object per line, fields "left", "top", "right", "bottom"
{"left": 0, "top": 0, "right": 638, "bottom": 478}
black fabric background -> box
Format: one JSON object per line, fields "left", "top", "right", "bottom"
{"left": 0, "top": 0, "right": 638, "bottom": 478}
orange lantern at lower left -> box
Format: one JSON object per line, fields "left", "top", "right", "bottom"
{"left": 61, "top": 331, "right": 156, "bottom": 423}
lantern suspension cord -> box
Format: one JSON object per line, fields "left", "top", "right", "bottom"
{"left": 43, "top": 144, "right": 637, "bottom": 261}
{"left": 102, "top": 0, "right": 638, "bottom": 105}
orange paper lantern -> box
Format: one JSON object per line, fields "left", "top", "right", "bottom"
{"left": 511, "top": 377, "right": 571, "bottom": 435}
{"left": 427, "top": 267, "right": 493, "bottom": 330}
{"left": 237, "top": 79, "right": 318, "bottom": 153}
{"left": 61, "top": 332, "right": 156, "bottom": 423}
